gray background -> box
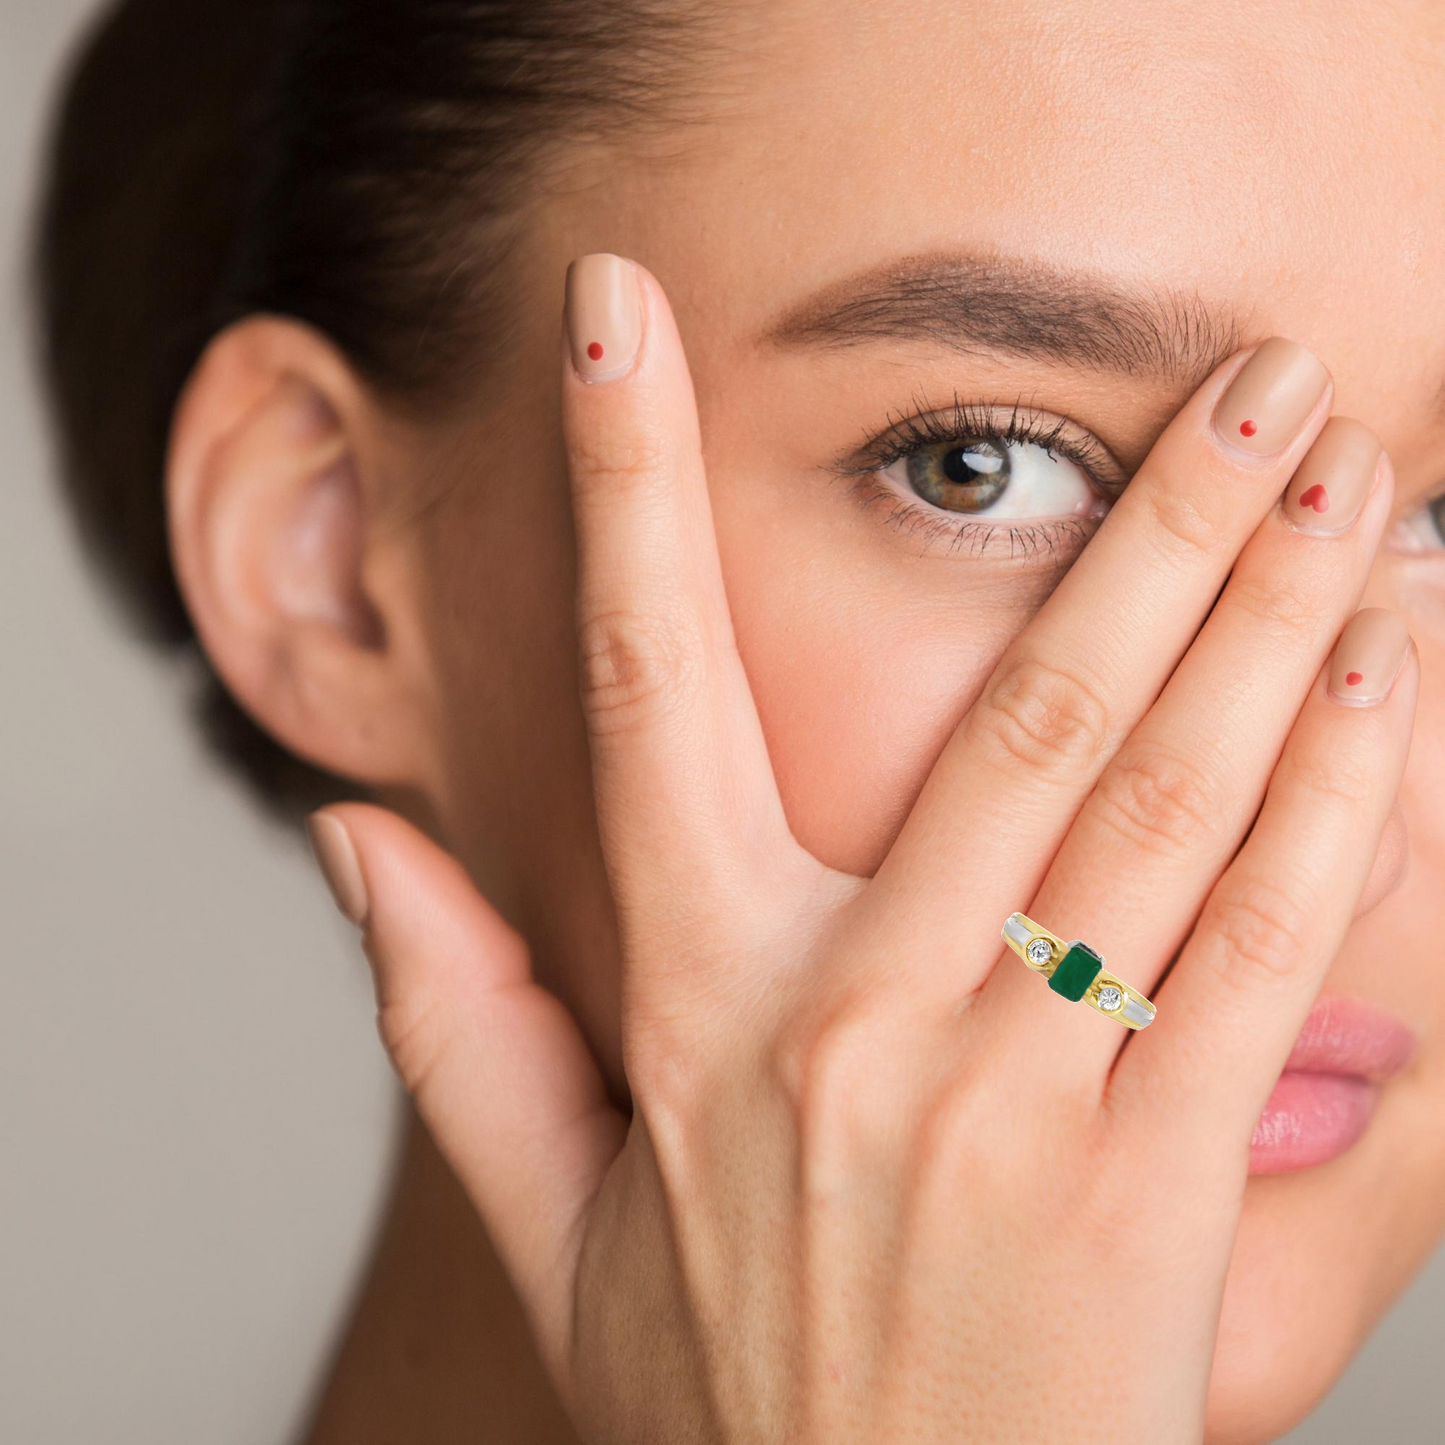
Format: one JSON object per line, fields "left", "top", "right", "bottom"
{"left": 0, "top": 3, "right": 1438, "bottom": 1441}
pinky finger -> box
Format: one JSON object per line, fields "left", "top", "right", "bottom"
{"left": 305, "top": 802, "right": 627, "bottom": 1384}
{"left": 1109, "top": 608, "right": 1418, "bottom": 1167}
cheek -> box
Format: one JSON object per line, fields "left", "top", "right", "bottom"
{"left": 1205, "top": 1166, "right": 1390, "bottom": 1445}
{"left": 1358, "top": 797, "right": 1408, "bottom": 916}
{"left": 728, "top": 556, "right": 1021, "bottom": 877}
{"left": 1205, "top": 1050, "right": 1445, "bottom": 1445}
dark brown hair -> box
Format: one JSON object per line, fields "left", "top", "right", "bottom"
{"left": 32, "top": 0, "right": 723, "bottom": 820}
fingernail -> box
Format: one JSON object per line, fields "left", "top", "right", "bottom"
{"left": 1329, "top": 607, "right": 1411, "bottom": 707}
{"left": 1280, "top": 416, "right": 1383, "bottom": 536}
{"left": 306, "top": 811, "right": 370, "bottom": 927}
{"left": 565, "top": 253, "right": 642, "bottom": 383}
{"left": 1213, "top": 337, "right": 1331, "bottom": 457}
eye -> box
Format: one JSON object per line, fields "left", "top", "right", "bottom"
{"left": 886, "top": 433, "right": 1108, "bottom": 521}
{"left": 1388, "top": 490, "right": 1445, "bottom": 553}
{"left": 825, "top": 393, "right": 1126, "bottom": 559}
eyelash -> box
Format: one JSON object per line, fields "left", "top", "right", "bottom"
{"left": 824, "top": 391, "right": 1123, "bottom": 560}
{"left": 1396, "top": 490, "right": 1445, "bottom": 551}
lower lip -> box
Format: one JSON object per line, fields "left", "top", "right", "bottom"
{"left": 1249, "top": 1071, "right": 1379, "bottom": 1174}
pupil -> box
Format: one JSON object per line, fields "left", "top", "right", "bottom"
{"left": 942, "top": 438, "right": 1008, "bottom": 486}
{"left": 905, "top": 435, "right": 1013, "bottom": 514}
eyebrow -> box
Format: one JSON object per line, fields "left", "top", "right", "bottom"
{"left": 756, "top": 251, "right": 1252, "bottom": 387}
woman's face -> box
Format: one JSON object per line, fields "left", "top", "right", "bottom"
{"left": 387, "top": 2, "right": 1445, "bottom": 1438}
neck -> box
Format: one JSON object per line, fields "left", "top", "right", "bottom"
{"left": 300, "top": 1108, "right": 582, "bottom": 1445}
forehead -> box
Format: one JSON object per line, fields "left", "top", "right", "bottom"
{"left": 577, "top": 0, "right": 1445, "bottom": 435}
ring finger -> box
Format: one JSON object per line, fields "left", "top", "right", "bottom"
{"left": 980, "top": 418, "right": 1393, "bottom": 1086}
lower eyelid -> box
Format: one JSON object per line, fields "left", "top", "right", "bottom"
{"left": 848, "top": 476, "right": 1104, "bottom": 562}
{"left": 1386, "top": 508, "right": 1445, "bottom": 554}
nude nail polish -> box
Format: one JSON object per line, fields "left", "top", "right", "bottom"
{"left": 306, "top": 811, "right": 370, "bottom": 926}
{"left": 565, "top": 253, "right": 643, "bottom": 383}
{"left": 1329, "top": 608, "right": 1410, "bottom": 707}
{"left": 1213, "top": 337, "right": 1330, "bottom": 457}
{"left": 1280, "top": 416, "right": 1383, "bottom": 536}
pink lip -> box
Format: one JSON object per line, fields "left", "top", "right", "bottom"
{"left": 1249, "top": 995, "right": 1418, "bottom": 1175}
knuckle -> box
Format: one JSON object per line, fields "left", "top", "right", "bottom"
{"left": 622, "top": 962, "right": 746, "bottom": 1124}
{"left": 967, "top": 654, "right": 1112, "bottom": 775}
{"left": 768, "top": 1001, "right": 869, "bottom": 1120}
{"left": 1089, "top": 741, "right": 1223, "bottom": 855}
{"left": 913, "top": 1065, "right": 1092, "bottom": 1209}
{"left": 623, "top": 1024, "right": 710, "bottom": 1138}
{"left": 766, "top": 995, "right": 907, "bottom": 1167}
{"left": 1222, "top": 571, "right": 1322, "bottom": 637}
{"left": 577, "top": 607, "right": 698, "bottom": 734}
{"left": 376, "top": 993, "right": 450, "bottom": 1100}
{"left": 910, "top": 1068, "right": 1011, "bottom": 1182}
{"left": 1203, "top": 875, "right": 1313, "bottom": 987}
{"left": 1145, "top": 479, "right": 1226, "bottom": 558}
{"left": 567, "top": 430, "right": 670, "bottom": 501}
{"left": 1073, "top": 1150, "right": 1192, "bottom": 1270}
{"left": 1281, "top": 735, "right": 1377, "bottom": 811}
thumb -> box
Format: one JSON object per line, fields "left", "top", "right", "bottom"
{"left": 305, "top": 802, "right": 626, "bottom": 1379}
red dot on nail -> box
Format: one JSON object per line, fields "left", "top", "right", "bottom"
{"left": 586, "top": 341, "right": 604, "bottom": 361}
{"left": 1346, "top": 671, "right": 1364, "bottom": 686}
{"left": 1239, "top": 419, "right": 1258, "bottom": 437}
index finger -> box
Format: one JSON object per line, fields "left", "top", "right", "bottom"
{"left": 560, "top": 254, "right": 804, "bottom": 1023}
{"left": 857, "top": 338, "right": 1333, "bottom": 995}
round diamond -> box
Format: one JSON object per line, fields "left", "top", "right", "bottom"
{"left": 1026, "top": 937, "right": 1052, "bottom": 965}
{"left": 1096, "top": 984, "right": 1124, "bottom": 1011}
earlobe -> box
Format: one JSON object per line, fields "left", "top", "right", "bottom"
{"left": 166, "top": 317, "right": 422, "bottom": 787}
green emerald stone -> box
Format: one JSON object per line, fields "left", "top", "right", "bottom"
{"left": 1048, "top": 941, "right": 1103, "bottom": 1001}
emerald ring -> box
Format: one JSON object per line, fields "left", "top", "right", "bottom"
{"left": 1001, "top": 912, "right": 1156, "bottom": 1029}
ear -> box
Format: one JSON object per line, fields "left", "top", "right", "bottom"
{"left": 167, "top": 316, "right": 432, "bottom": 788}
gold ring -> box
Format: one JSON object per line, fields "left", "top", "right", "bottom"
{"left": 1001, "top": 912, "right": 1156, "bottom": 1028}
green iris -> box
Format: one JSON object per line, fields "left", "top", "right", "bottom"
{"left": 906, "top": 437, "right": 1010, "bottom": 513}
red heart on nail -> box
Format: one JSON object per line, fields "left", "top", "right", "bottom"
{"left": 1346, "top": 671, "right": 1364, "bottom": 686}
{"left": 1298, "top": 484, "right": 1329, "bottom": 513}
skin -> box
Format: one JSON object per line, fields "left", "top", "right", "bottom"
{"left": 158, "top": 0, "right": 1445, "bottom": 1440}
